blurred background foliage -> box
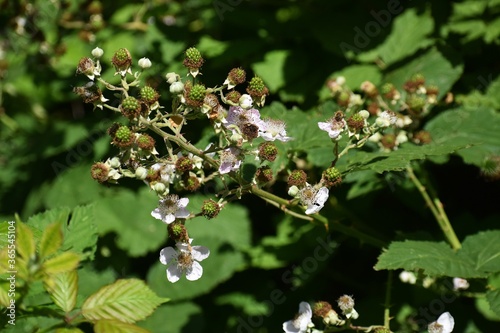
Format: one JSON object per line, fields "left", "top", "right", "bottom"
{"left": 1, "top": 0, "right": 499, "bottom": 332}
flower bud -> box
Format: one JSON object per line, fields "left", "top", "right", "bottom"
{"left": 153, "top": 182, "right": 167, "bottom": 194}
{"left": 358, "top": 110, "right": 370, "bottom": 119}
{"left": 166, "top": 72, "right": 179, "bottom": 84}
{"left": 135, "top": 166, "right": 148, "bottom": 180}
{"left": 170, "top": 81, "right": 184, "bottom": 94}
{"left": 239, "top": 94, "right": 253, "bottom": 109}
{"left": 91, "top": 47, "right": 104, "bottom": 58}
{"left": 288, "top": 185, "right": 299, "bottom": 197}
{"left": 109, "top": 157, "right": 121, "bottom": 168}
{"left": 138, "top": 57, "right": 152, "bottom": 69}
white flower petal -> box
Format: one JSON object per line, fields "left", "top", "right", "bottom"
{"left": 163, "top": 213, "right": 175, "bottom": 224}
{"left": 175, "top": 207, "right": 190, "bottom": 219}
{"left": 159, "top": 247, "right": 177, "bottom": 265}
{"left": 437, "top": 312, "right": 454, "bottom": 333}
{"left": 178, "top": 197, "right": 189, "bottom": 208}
{"left": 283, "top": 320, "right": 300, "bottom": 333}
{"left": 191, "top": 246, "right": 210, "bottom": 261}
{"left": 166, "top": 265, "right": 182, "bottom": 283}
{"left": 151, "top": 208, "right": 163, "bottom": 220}
{"left": 185, "top": 261, "right": 203, "bottom": 281}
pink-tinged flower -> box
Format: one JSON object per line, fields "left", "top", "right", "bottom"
{"left": 159, "top": 240, "right": 210, "bottom": 283}
{"left": 428, "top": 312, "right": 454, "bottom": 333}
{"left": 283, "top": 302, "right": 314, "bottom": 333}
{"left": 219, "top": 147, "right": 242, "bottom": 174}
{"left": 318, "top": 117, "right": 346, "bottom": 140}
{"left": 260, "top": 118, "right": 292, "bottom": 142}
{"left": 226, "top": 106, "right": 264, "bottom": 134}
{"left": 151, "top": 194, "right": 190, "bottom": 224}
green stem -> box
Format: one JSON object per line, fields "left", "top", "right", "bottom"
{"left": 406, "top": 166, "right": 461, "bottom": 250}
{"left": 384, "top": 270, "right": 393, "bottom": 329}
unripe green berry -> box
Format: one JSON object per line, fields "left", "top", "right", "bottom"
{"left": 167, "top": 222, "right": 189, "bottom": 243}
{"left": 140, "top": 86, "right": 159, "bottom": 104}
{"left": 258, "top": 142, "right": 278, "bottom": 162}
{"left": 322, "top": 167, "right": 342, "bottom": 187}
{"left": 90, "top": 162, "right": 109, "bottom": 183}
{"left": 183, "top": 47, "right": 204, "bottom": 70}
{"left": 347, "top": 113, "right": 365, "bottom": 131}
{"left": 176, "top": 156, "right": 193, "bottom": 173}
{"left": 255, "top": 166, "right": 273, "bottom": 183}
{"left": 227, "top": 67, "right": 246, "bottom": 86}
{"left": 111, "top": 48, "right": 132, "bottom": 74}
{"left": 189, "top": 84, "right": 206, "bottom": 101}
{"left": 407, "top": 95, "right": 426, "bottom": 113}
{"left": 136, "top": 134, "right": 155, "bottom": 151}
{"left": 226, "top": 90, "right": 242, "bottom": 104}
{"left": 113, "top": 126, "right": 134, "bottom": 148}
{"left": 120, "top": 96, "right": 141, "bottom": 118}
{"left": 246, "top": 76, "right": 269, "bottom": 97}
{"left": 201, "top": 199, "right": 221, "bottom": 220}
{"left": 288, "top": 170, "right": 307, "bottom": 187}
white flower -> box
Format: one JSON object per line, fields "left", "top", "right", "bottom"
{"left": 283, "top": 302, "right": 314, "bottom": 333}
{"left": 452, "top": 277, "right": 469, "bottom": 291}
{"left": 375, "top": 110, "right": 397, "bottom": 127}
{"left": 219, "top": 147, "right": 242, "bottom": 174}
{"left": 151, "top": 194, "right": 190, "bottom": 224}
{"left": 151, "top": 163, "right": 176, "bottom": 185}
{"left": 260, "top": 118, "right": 292, "bottom": 142}
{"left": 428, "top": 312, "right": 454, "bottom": 333}
{"left": 299, "top": 185, "right": 329, "bottom": 215}
{"left": 318, "top": 118, "right": 346, "bottom": 140}
{"left": 138, "top": 57, "right": 152, "bottom": 69}
{"left": 399, "top": 271, "right": 417, "bottom": 284}
{"left": 159, "top": 240, "right": 210, "bottom": 283}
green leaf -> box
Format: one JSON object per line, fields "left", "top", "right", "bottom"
{"left": 425, "top": 107, "right": 500, "bottom": 167}
{"left": 93, "top": 187, "right": 165, "bottom": 257}
{"left": 55, "top": 328, "right": 85, "bottom": 333}
{"left": 197, "top": 36, "right": 228, "bottom": 58}
{"left": 375, "top": 230, "right": 500, "bottom": 278}
{"left": 138, "top": 302, "right": 204, "bottom": 333}
{"left": 384, "top": 48, "right": 463, "bottom": 100}
{"left": 486, "top": 289, "right": 500, "bottom": 317}
{"left": 27, "top": 205, "right": 98, "bottom": 260}
{"left": 16, "top": 222, "right": 35, "bottom": 261}
{"left": 39, "top": 222, "right": 63, "bottom": 259}
{"left": 43, "top": 252, "right": 80, "bottom": 275}
{"left": 343, "top": 142, "right": 469, "bottom": 174}
{"left": 485, "top": 17, "right": 500, "bottom": 43}
{"left": 82, "top": 279, "right": 168, "bottom": 324}
{"left": 45, "top": 270, "right": 78, "bottom": 313}
{"left": 357, "top": 8, "right": 434, "bottom": 66}
{"left": 252, "top": 50, "right": 289, "bottom": 92}
{"left": 94, "top": 320, "right": 151, "bottom": 333}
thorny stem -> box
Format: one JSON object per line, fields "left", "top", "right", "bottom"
{"left": 406, "top": 165, "right": 461, "bottom": 250}
{"left": 250, "top": 186, "right": 386, "bottom": 248}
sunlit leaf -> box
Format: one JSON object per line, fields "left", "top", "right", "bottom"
{"left": 82, "top": 279, "right": 168, "bottom": 324}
